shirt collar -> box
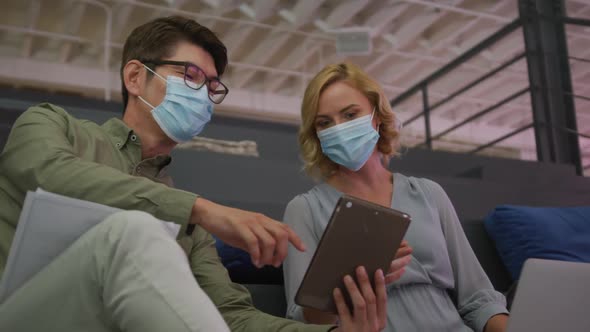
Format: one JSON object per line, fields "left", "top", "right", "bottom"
{"left": 102, "top": 118, "right": 135, "bottom": 150}
{"left": 102, "top": 118, "right": 173, "bottom": 171}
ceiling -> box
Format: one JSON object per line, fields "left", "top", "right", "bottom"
{"left": 0, "top": 0, "right": 589, "bottom": 173}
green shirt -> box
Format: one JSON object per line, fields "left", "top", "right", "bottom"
{"left": 0, "top": 103, "right": 332, "bottom": 332}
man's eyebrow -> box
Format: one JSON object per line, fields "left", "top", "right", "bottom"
{"left": 185, "top": 61, "right": 219, "bottom": 79}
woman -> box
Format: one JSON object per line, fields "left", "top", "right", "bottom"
{"left": 282, "top": 63, "right": 509, "bottom": 332}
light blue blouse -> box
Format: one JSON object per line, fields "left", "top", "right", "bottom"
{"left": 282, "top": 173, "right": 508, "bottom": 332}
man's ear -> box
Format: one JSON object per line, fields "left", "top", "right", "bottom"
{"left": 123, "top": 60, "right": 144, "bottom": 99}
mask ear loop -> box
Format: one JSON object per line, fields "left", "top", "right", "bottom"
{"left": 143, "top": 64, "right": 167, "bottom": 83}
{"left": 371, "top": 107, "right": 381, "bottom": 132}
{"left": 138, "top": 96, "right": 155, "bottom": 109}
{"left": 138, "top": 64, "right": 167, "bottom": 110}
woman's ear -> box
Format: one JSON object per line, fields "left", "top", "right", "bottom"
{"left": 123, "top": 60, "right": 144, "bottom": 99}
{"left": 374, "top": 111, "right": 382, "bottom": 128}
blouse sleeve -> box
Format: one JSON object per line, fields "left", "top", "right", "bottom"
{"left": 422, "top": 179, "right": 509, "bottom": 332}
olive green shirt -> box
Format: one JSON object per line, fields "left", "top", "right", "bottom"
{"left": 0, "top": 103, "right": 332, "bottom": 332}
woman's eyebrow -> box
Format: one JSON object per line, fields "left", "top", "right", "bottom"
{"left": 339, "top": 104, "right": 359, "bottom": 113}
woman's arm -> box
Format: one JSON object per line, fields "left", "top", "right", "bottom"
{"left": 421, "top": 179, "right": 509, "bottom": 332}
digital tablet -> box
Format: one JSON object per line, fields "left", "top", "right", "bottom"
{"left": 294, "top": 194, "right": 411, "bottom": 313}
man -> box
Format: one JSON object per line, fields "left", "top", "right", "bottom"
{"left": 0, "top": 16, "right": 396, "bottom": 331}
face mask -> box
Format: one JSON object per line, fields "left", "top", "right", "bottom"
{"left": 317, "top": 110, "right": 380, "bottom": 171}
{"left": 138, "top": 65, "right": 213, "bottom": 143}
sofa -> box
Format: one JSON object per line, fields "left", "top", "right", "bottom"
{"left": 219, "top": 204, "right": 590, "bottom": 318}
{"left": 218, "top": 215, "right": 512, "bottom": 318}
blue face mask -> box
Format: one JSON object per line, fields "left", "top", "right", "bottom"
{"left": 138, "top": 65, "right": 213, "bottom": 143}
{"left": 317, "top": 110, "right": 380, "bottom": 171}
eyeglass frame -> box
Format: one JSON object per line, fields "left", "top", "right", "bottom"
{"left": 140, "top": 59, "right": 229, "bottom": 104}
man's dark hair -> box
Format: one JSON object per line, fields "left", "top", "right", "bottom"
{"left": 120, "top": 16, "right": 227, "bottom": 110}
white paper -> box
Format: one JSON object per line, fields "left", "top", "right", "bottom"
{"left": 0, "top": 189, "right": 180, "bottom": 303}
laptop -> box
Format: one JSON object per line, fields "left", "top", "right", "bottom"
{"left": 506, "top": 258, "right": 590, "bottom": 332}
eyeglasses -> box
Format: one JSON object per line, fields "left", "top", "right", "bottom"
{"left": 141, "top": 59, "right": 229, "bottom": 104}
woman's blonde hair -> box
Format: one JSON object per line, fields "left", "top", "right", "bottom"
{"left": 299, "top": 62, "right": 400, "bottom": 179}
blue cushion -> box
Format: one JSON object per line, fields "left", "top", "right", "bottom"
{"left": 214, "top": 236, "right": 284, "bottom": 284}
{"left": 484, "top": 205, "right": 590, "bottom": 280}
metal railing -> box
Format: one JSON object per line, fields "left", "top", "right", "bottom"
{"left": 389, "top": 11, "right": 589, "bottom": 173}
{"left": 389, "top": 18, "right": 526, "bottom": 153}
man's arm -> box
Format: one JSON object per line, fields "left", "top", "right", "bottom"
{"left": 186, "top": 227, "right": 334, "bottom": 332}
{"left": 188, "top": 226, "right": 392, "bottom": 332}
{"left": 5, "top": 105, "right": 305, "bottom": 267}
{"left": 2, "top": 104, "right": 196, "bottom": 227}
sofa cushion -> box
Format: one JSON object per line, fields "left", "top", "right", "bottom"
{"left": 484, "top": 205, "right": 590, "bottom": 280}
{"left": 214, "top": 236, "right": 283, "bottom": 284}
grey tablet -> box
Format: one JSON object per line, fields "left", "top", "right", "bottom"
{"left": 294, "top": 194, "right": 411, "bottom": 313}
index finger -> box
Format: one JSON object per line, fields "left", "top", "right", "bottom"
{"left": 356, "top": 266, "right": 377, "bottom": 329}
{"left": 394, "top": 243, "right": 413, "bottom": 260}
{"left": 333, "top": 288, "right": 351, "bottom": 323}
{"left": 375, "top": 269, "right": 387, "bottom": 330}
{"left": 285, "top": 224, "right": 307, "bottom": 252}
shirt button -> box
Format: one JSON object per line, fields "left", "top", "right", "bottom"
{"left": 115, "top": 142, "right": 121, "bottom": 148}
{"left": 130, "top": 134, "right": 137, "bottom": 142}
{"left": 136, "top": 166, "right": 142, "bottom": 173}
